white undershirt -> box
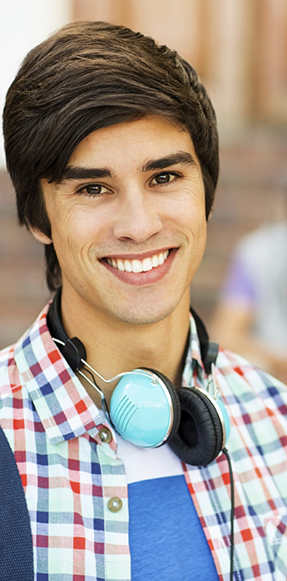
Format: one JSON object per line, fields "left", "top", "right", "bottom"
{"left": 116, "top": 435, "right": 183, "bottom": 484}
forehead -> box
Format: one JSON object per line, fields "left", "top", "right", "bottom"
{"left": 68, "top": 115, "right": 198, "bottom": 170}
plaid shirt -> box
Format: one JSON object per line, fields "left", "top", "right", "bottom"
{"left": 0, "top": 303, "right": 287, "bottom": 580}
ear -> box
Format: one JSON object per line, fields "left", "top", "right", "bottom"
{"left": 30, "top": 227, "right": 52, "bottom": 245}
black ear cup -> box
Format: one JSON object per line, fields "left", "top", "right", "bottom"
{"left": 142, "top": 368, "right": 182, "bottom": 442}
{"left": 168, "top": 387, "right": 224, "bottom": 466}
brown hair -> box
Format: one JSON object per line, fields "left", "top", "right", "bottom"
{"left": 3, "top": 21, "right": 219, "bottom": 291}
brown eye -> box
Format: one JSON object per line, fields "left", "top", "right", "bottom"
{"left": 150, "top": 172, "right": 178, "bottom": 187}
{"left": 86, "top": 184, "right": 102, "bottom": 195}
{"left": 155, "top": 173, "right": 171, "bottom": 184}
{"left": 77, "top": 183, "right": 111, "bottom": 197}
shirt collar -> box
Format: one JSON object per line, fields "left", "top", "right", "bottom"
{"left": 182, "top": 314, "right": 206, "bottom": 388}
{"left": 14, "top": 304, "right": 206, "bottom": 446}
{"left": 14, "top": 304, "right": 114, "bottom": 446}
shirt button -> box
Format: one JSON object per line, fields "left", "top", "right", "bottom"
{"left": 99, "top": 427, "right": 112, "bottom": 443}
{"left": 108, "top": 497, "right": 123, "bottom": 513}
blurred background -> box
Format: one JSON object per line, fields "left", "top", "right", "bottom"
{"left": 1, "top": 0, "right": 287, "bottom": 379}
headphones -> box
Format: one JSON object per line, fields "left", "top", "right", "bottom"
{"left": 47, "top": 289, "right": 230, "bottom": 466}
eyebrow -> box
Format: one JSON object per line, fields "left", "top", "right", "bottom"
{"left": 142, "top": 152, "right": 196, "bottom": 172}
{"left": 58, "top": 151, "right": 196, "bottom": 184}
{"left": 58, "top": 167, "right": 112, "bottom": 183}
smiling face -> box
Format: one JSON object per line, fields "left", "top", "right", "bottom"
{"left": 35, "top": 116, "right": 207, "bottom": 328}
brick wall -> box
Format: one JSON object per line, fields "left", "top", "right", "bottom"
{"left": 0, "top": 172, "right": 50, "bottom": 350}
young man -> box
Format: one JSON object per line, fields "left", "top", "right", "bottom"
{"left": 1, "top": 21, "right": 286, "bottom": 581}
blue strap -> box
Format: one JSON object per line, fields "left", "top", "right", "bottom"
{"left": 0, "top": 426, "right": 34, "bottom": 580}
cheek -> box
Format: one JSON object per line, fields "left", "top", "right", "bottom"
{"left": 190, "top": 221, "right": 206, "bottom": 263}
{"left": 52, "top": 210, "right": 115, "bottom": 274}
{"left": 180, "top": 197, "right": 207, "bottom": 242}
{"left": 51, "top": 206, "right": 100, "bottom": 246}
{"left": 183, "top": 207, "right": 207, "bottom": 269}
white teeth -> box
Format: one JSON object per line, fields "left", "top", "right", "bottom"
{"left": 124, "top": 260, "right": 132, "bottom": 272}
{"left": 142, "top": 257, "right": 153, "bottom": 271}
{"left": 158, "top": 253, "right": 164, "bottom": 265}
{"left": 106, "top": 250, "right": 169, "bottom": 273}
{"left": 132, "top": 260, "right": 142, "bottom": 273}
{"left": 117, "top": 259, "right": 125, "bottom": 272}
{"left": 152, "top": 255, "right": 159, "bottom": 267}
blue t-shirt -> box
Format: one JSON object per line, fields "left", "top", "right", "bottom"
{"left": 117, "top": 438, "right": 219, "bottom": 580}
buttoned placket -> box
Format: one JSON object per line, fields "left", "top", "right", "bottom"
{"left": 96, "top": 435, "right": 131, "bottom": 580}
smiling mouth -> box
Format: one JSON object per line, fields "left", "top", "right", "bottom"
{"left": 105, "top": 250, "right": 170, "bottom": 273}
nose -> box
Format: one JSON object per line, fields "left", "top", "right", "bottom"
{"left": 112, "top": 189, "right": 164, "bottom": 243}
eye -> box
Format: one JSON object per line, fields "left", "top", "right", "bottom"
{"left": 150, "top": 172, "right": 178, "bottom": 186}
{"left": 77, "top": 183, "right": 111, "bottom": 197}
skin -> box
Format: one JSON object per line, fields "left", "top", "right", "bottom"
{"left": 33, "top": 115, "right": 207, "bottom": 403}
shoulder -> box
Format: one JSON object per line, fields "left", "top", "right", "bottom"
{"left": 0, "top": 303, "right": 51, "bottom": 401}
{"left": 216, "top": 346, "right": 287, "bottom": 415}
{"left": 216, "top": 347, "right": 287, "bottom": 506}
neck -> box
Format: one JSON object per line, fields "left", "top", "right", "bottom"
{"left": 60, "top": 288, "right": 191, "bottom": 406}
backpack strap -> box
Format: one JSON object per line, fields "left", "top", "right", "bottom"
{"left": 0, "top": 426, "right": 34, "bottom": 580}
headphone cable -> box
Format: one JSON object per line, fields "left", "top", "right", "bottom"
{"left": 222, "top": 447, "right": 234, "bottom": 580}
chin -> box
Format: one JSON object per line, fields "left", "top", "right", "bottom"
{"left": 112, "top": 300, "right": 181, "bottom": 326}
{"left": 121, "top": 313, "right": 165, "bottom": 325}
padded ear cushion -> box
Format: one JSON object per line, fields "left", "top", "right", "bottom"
{"left": 141, "top": 368, "right": 181, "bottom": 442}
{"left": 168, "top": 387, "right": 224, "bottom": 466}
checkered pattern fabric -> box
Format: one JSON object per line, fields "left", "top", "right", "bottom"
{"left": 0, "top": 303, "right": 287, "bottom": 580}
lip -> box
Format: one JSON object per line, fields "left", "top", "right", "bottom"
{"left": 100, "top": 247, "right": 178, "bottom": 286}
{"left": 101, "top": 248, "right": 172, "bottom": 261}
